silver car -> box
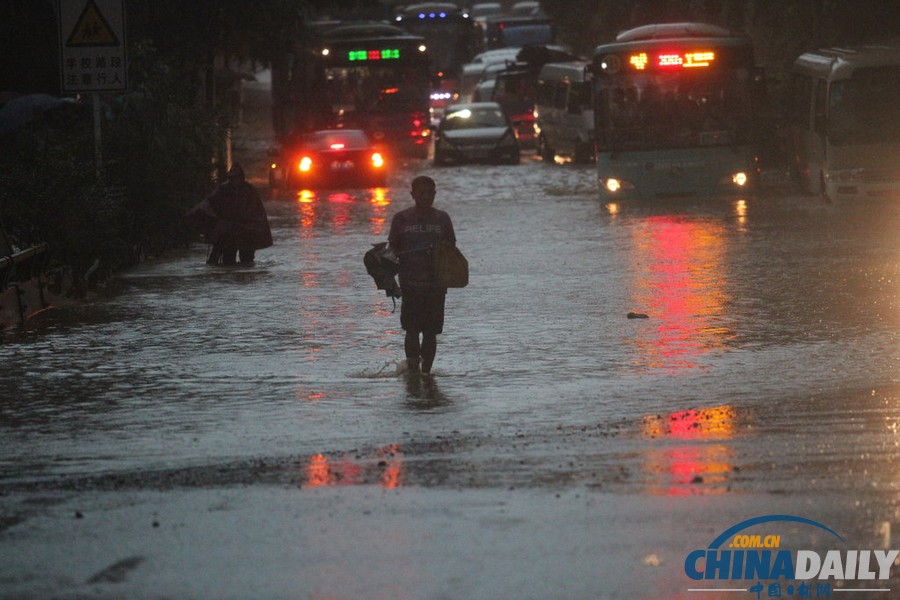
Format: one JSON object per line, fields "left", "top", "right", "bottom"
{"left": 433, "top": 102, "right": 521, "bottom": 166}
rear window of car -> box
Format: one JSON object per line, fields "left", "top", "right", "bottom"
{"left": 308, "top": 131, "right": 369, "bottom": 150}
{"left": 442, "top": 106, "right": 508, "bottom": 130}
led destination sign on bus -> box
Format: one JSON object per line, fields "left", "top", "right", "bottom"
{"left": 348, "top": 48, "right": 401, "bottom": 61}
{"left": 629, "top": 50, "right": 716, "bottom": 70}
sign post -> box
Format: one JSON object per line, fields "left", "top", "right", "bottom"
{"left": 57, "top": 0, "right": 127, "bottom": 177}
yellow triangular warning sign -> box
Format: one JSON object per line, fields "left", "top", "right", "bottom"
{"left": 66, "top": 0, "right": 119, "bottom": 47}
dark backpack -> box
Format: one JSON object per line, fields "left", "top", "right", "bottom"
{"left": 364, "top": 242, "right": 401, "bottom": 299}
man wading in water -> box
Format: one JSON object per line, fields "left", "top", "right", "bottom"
{"left": 389, "top": 176, "right": 456, "bottom": 375}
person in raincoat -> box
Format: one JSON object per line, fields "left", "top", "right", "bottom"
{"left": 189, "top": 163, "right": 273, "bottom": 265}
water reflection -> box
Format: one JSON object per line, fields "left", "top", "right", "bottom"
{"left": 303, "top": 444, "right": 403, "bottom": 488}
{"left": 368, "top": 187, "right": 390, "bottom": 237}
{"left": 288, "top": 188, "right": 395, "bottom": 235}
{"left": 404, "top": 373, "right": 451, "bottom": 410}
{"left": 640, "top": 405, "right": 739, "bottom": 496}
{"left": 626, "top": 214, "right": 734, "bottom": 371}
{"left": 734, "top": 198, "right": 749, "bottom": 232}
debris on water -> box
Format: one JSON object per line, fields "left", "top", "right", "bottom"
{"left": 627, "top": 312, "right": 649, "bottom": 319}
{"left": 87, "top": 556, "right": 145, "bottom": 583}
{"left": 643, "top": 554, "right": 661, "bottom": 567}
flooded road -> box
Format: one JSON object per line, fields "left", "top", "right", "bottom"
{"left": 2, "top": 155, "right": 900, "bottom": 599}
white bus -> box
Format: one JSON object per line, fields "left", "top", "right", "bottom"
{"left": 789, "top": 45, "right": 900, "bottom": 200}
{"left": 534, "top": 60, "right": 594, "bottom": 164}
{"left": 591, "top": 23, "right": 759, "bottom": 200}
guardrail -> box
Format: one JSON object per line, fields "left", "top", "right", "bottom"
{"left": 1, "top": 243, "right": 53, "bottom": 335}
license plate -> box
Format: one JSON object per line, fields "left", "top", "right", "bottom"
{"left": 330, "top": 160, "right": 355, "bottom": 170}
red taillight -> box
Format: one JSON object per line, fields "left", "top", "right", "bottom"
{"left": 371, "top": 152, "right": 385, "bottom": 169}
{"left": 410, "top": 111, "right": 431, "bottom": 139}
{"left": 298, "top": 156, "right": 312, "bottom": 172}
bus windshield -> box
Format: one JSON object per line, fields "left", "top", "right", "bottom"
{"left": 598, "top": 68, "right": 753, "bottom": 150}
{"left": 400, "top": 17, "right": 477, "bottom": 75}
{"left": 828, "top": 67, "right": 900, "bottom": 145}
{"left": 324, "top": 64, "right": 428, "bottom": 113}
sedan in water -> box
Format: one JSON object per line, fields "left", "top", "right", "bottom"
{"left": 271, "top": 129, "right": 388, "bottom": 189}
{"left": 433, "top": 102, "right": 520, "bottom": 166}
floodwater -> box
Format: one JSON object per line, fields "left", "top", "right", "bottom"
{"left": 2, "top": 156, "right": 900, "bottom": 598}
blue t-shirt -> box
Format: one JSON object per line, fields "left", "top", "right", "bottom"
{"left": 389, "top": 206, "right": 456, "bottom": 289}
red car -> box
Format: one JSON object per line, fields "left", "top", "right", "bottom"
{"left": 271, "top": 129, "right": 389, "bottom": 189}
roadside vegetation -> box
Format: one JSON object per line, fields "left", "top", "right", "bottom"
{"left": 0, "top": 0, "right": 309, "bottom": 294}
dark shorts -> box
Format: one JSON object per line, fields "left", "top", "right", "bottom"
{"left": 400, "top": 286, "right": 446, "bottom": 334}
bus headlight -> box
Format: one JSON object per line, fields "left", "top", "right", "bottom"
{"left": 603, "top": 178, "right": 634, "bottom": 193}
{"left": 732, "top": 172, "right": 748, "bottom": 187}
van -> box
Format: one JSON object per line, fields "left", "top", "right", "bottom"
{"left": 492, "top": 63, "right": 539, "bottom": 149}
{"left": 534, "top": 61, "right": 594, "bottom": 163}
{"left": 788, "top": 45, "right": 900, "bottom": 200}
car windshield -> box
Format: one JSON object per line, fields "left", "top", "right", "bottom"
{"left": 828, "top": 67, "right": 900, "bottom": 145}
{"left": 307, "top": 131, "right": 369, "bottom": 150}
{"left": 442, "top": 106, "right": 508, "bottom": 130}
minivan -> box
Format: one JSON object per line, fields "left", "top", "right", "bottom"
{"left": 534, "top": 61, "right": 594, "bottom": 163}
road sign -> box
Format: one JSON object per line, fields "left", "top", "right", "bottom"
{"left": 58, "top": 0, "right": 127, "bottom": 93}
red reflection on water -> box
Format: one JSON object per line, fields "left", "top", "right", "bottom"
{"left": 304, "top": 453, "right": 363, "bottom": 487}
{"left": 296, "top": 190, "right": 318, "bottom": 229}
{"left": 306, "top": 453, "right": 331, "bottom": 487}
{"left": 627, "top": 215, "right": 732, "bottom": 371}
{"left": 302, "top": 445, "right": 404, "bottom": 488}
{"left": 641, "top": 405, "right": 737, "bottom": 495}
{"left": 642, "top": 405, "right": 737, "bottom": 439}
{"left": 325, "top": 192, "right": 352, "bottom": 229}
{"left": 380, "top": 444, "right": 403, "bottom": 489}
{"left": 292, "top": 189, "right": 395, "bottom": 235}
{"left": 369, "top": 188, "right": 391, "bottom": 237}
